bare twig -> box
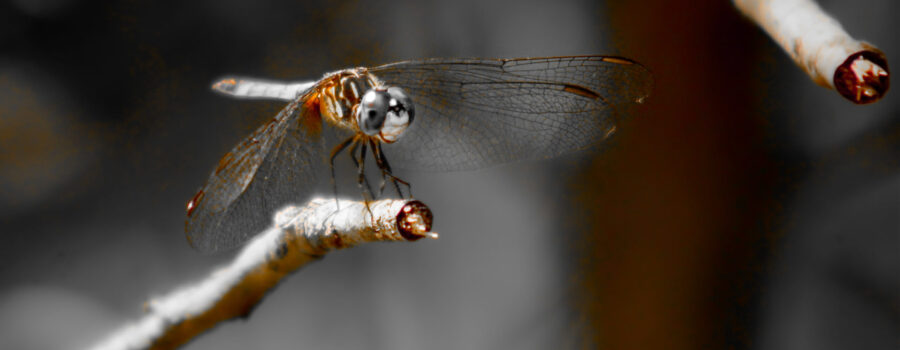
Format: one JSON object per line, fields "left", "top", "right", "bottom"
{"left": 734, "top": 0, "right": 890, "bottom": 104}
{"left": 88, "top": 198, "right": 436, "bottom": 350}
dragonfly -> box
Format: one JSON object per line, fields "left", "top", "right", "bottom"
{"left": 185, "top": 56, "right": 652, "bottom": 253}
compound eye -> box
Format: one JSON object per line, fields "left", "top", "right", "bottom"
{"left": 355, "top": 89, "right": 390, "bottom": 136}
{"left": 387, "top": 87, "right": 414, "bottom": 123}
{"left": 379, "top": 87, "right": 415, "bottom": 143}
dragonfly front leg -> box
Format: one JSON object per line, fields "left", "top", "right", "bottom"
{"left": 369, "top": 140, "right": 390, "bottom": 196}
{"left": 352, "top": 138, "right": 377, "bottom": 220}
{"left": 347, "top": 138, "right": 375, "bottom": 202}
{"left": 371, "top": 140, "right": 411, "bottom": 198}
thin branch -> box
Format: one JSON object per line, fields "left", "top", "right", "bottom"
{"left": 88, "top": 198, "right": 437, "bottom": 350}
{"left": 734, "top": 0, "right": 890, "bottom": 104}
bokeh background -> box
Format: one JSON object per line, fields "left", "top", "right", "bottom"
{"left": 0, "top": 0, "right": 896, "bottom": 349}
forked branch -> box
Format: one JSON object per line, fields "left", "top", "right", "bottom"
{"left": 734, "top": 0, "right": 890, "bottom": 104}
{"left": 89, "top": 198, "right": 436, "bottom": 350}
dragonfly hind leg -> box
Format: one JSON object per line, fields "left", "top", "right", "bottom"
{"left": 329, "top": 136, "right": 356, "bottom": 209}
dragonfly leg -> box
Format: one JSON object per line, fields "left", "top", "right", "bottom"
{"left": 350, "top": 136, "right": 372, "bottom": 201}
{"left": 352, "top": 140, "right": 375, "bottom": 220}
{"left": 368, "top": 141, "right": 389, "bottom": 196}
{"left": 356, "top": 141, "right": 376, "bottom": 199}
{"left": 329, "top": 136, "right": 356, "bottom": 210}
{"left": 371, "top": 140, "right": 412, "bottom": 198}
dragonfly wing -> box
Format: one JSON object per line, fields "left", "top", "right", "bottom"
{"left": 370, "top": 56, "right": 652, "bottom": 171}
{"left": 186, "top": 96, "right": 326, "bottom": 253}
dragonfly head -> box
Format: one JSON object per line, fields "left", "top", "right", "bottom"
{"left": 356, "top": 86, "right": 415, "bottom": 143}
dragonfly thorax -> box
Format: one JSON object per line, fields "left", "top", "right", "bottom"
{"left": 316, "top": 70, "right": 376, "bottom": 128}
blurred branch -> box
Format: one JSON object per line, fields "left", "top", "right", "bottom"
{"left": 88, "top": 198, "right": 437, "bottom": 350}
{"left": 734, "top": 0, "right": 890, "bottom": 104}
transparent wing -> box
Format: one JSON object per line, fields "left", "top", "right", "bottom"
{"left": 185, "top": 96, "right": 326, "bottom": 253}
{"left": 370, "top": 56, "right": 653, "bottom": 171}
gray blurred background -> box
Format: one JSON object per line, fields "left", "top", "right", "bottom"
{"left": 0, "top": 0, "right": 896, "bottom": 349}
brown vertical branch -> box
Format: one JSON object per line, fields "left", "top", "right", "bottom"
{"left": 574, "top": 0, "right": 776, "bottom": 349}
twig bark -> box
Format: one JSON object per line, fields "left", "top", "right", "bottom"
{"left": 734, "top": 0, "right": 890, "bottom": 104}
{"left": 88, "top": 198, "right": 436, "bottom": 350}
